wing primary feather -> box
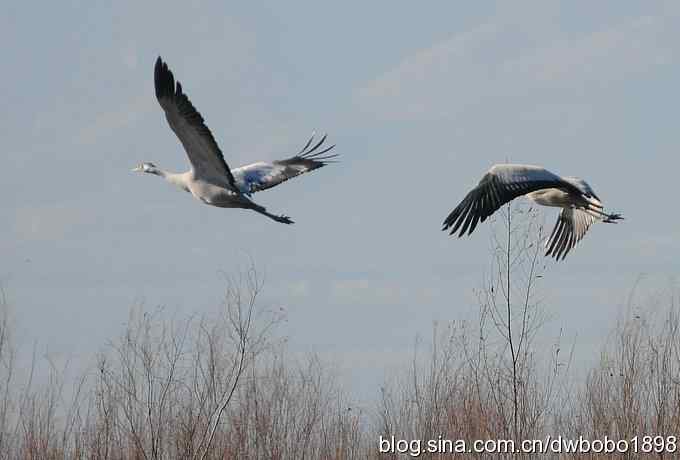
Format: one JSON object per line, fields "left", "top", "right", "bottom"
{"left": 561, "top": 228, "right": 576, "bottom": 260}
{"left": 556, "top": 228, "right": 569, "bottom": 259}
{"left": 445, "top": 197, "right": 472, "bottom": 235}
{"left": 557, "top": 222, "right": 571, "bottom": 258}
{"left": 552, "top": 226, "right": 567, "bottom": 260}
{"left": 297, "top": 132, "right": 316, "bottom": 155}
{"left": 452, "top": 200, "right": 473, "bottom": 236}
{"left": 305, "top": 133, "right": 328, "bottom": 155}
{"left": 443, "top": 205, "right": 462, "bottom": 233}
{"left": 303, "top": 144, "right": 337, "bottom": 159}
{"left": 545, "top": 217, "right": 566, "bottom": 257}
{"left": 301, "top": 143, "right": 338, "bottom": 161}
{"left": 467, "top": 202, "right": 482, "bottom": 235}
{"left": 459, "top": 197, "right": 479, "bottom": 237}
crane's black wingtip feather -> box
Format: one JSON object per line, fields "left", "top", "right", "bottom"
{"left": 154, "top": 56, "right": 177, "bottom": 101}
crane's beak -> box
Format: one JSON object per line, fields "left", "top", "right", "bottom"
{"left": 132, "top": 165, "right": 143, "bottom": 172}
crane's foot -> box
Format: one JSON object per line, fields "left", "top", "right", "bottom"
{"left": 273, "top": 214, "right": 294, "bottom": 224}
{"left": 604, "top": 213, "right": 624, "bottom": 223}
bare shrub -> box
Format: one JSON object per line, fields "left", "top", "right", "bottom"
{"left": 0, "top": 267, "right": 370, "bottom": 460}
{"left": 0, "top": 289, "right": 16, "bottom": 455}
{"left": 219, "top": 351, "right": 366, "bottom": 460}
{"left": 88, "top": 266, "right": 280, "bottom": 459}
{"left": 373, "top": 204, "right": 572, "bottom": 459}
{"left": 563, "top": 285, "right": 680, "bottom": 459}
{"left": 1, "top": 245, "right": 678, "bottom": 459}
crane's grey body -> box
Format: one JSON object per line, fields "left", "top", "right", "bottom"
{"left": 133, "top": 57, "right": 337, "bottom": 224}
{"left": 442, "top": 163, "right": 623, "bottom": 260}
{"left": 159, "top": 169, "right": 244, "bottom": 207}
{"left": 526, "top": 188, "right": 572, "bottom": 208}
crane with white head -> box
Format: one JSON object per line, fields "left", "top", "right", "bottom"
{"left": 133, "top": 57, "right": 338, "bottom": 224}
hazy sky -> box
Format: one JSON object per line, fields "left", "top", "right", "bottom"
{"left": 2, "top": 0, "right": 679, "bottom": 400}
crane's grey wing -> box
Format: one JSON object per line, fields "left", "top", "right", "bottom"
{"left": 545, "top": 208, "right": 599, "bottom": 260}
{"left": 154, "top": 57, "right": 237, "bottom": 190}
{"left": 231, "top": 133, "right": 337, "bottom": 194}
{"left": 443, "top": 164, "right": 572, "bottom": 237}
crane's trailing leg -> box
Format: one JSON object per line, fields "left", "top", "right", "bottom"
{"left": 584, "top": 202, "right": 624, "bottom": 223}
{"left": 247, "top": 202, "right": 294, "bottom": 224}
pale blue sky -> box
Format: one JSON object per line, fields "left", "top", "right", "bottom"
{"left": 2, "top": 0, "right": 679, "bottom": 399}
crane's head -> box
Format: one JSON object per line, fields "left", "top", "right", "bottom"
{"left": 132, "top": 162, "right": 159, "bottom": 175}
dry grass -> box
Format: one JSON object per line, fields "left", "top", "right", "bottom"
{"left": 0, "top": 213, "right": 678, "bottom": 459}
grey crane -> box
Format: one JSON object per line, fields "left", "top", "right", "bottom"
{"left": 442, "top": 164, "right": 623, "bottom": 260}
{"left": 133, "top": 57, "right": 338, "bottom": 224}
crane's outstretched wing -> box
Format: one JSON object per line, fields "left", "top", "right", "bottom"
{"left": 231, "top": 133, "right": 337, "bottom": 195}
{"left": 544, "top": 208, "right": 599, "bottom": 260}
{"left": 545, "top": 204, "right": 623, "bottom": 260}
{"left": 154, "top": 57, "right": 237, "bottom": 190}
{"left": 442, "top": 164, "right": 579, "bottom": 237}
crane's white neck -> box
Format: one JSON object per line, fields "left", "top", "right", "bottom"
{"left": 153, "top": 168, "right": 190, "bottom": 193}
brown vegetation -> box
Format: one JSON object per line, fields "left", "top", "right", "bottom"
{"left": 1, "top": 211, "right": 678, "bottom": 459}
